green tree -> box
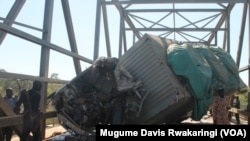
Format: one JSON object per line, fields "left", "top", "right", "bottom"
{"left": 50, "top": 73, "right": 59, "bottom": 79}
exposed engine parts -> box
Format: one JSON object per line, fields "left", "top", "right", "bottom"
{"left": 52, "top": 56, "right": 148, "bottom": 139}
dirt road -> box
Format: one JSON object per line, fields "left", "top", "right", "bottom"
{"left": 11, "top": 125, "right": 67, "bottom": 141}
{"left": 10, "top": 113, "right": 247, "bottom": 141}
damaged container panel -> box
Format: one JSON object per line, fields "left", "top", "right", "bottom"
{"left": 118, "top": 34, "right": 193, "bottom": 124}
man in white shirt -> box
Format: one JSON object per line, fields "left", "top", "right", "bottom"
{"left": 3, "top": 87, "right": 17, "bottom": 141}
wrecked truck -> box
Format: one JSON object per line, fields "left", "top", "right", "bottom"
{"left": 52, "top": 34, "right": 245, "bottom": 139}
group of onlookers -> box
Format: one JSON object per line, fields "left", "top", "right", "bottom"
{"left": 0, "top": 80, "right": 43, "bottom": 141}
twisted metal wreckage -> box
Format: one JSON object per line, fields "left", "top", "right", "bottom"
{"left": 52, "top": 56, "right": 148, "bottom": 140}
{"left": 51, "top": 34, "right": 246, "bottom": 140}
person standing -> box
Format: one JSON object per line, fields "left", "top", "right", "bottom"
{"left": 3, "top": 87, "right": 17, "bottom": 141}
{"left": 212, "top": 89, "right": 230, "bottom": 125}
{"left": 16, "top": 80, "right": 43, "bottom": 141}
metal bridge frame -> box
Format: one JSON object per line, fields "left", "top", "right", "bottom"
{"left": 0, "top": 0, "right": 250, "bottom": 139}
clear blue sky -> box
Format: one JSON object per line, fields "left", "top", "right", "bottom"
{"left": 0, "top": 1, "right": 249, "bottom": 85}
{"left": 0, "top": 0, "right": 109, "bottom": 80}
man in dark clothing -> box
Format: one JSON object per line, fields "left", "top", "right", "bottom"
{"left": 16, "top": 80, "right": 42, "bottom": 141}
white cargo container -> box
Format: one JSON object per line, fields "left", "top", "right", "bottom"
{"left": 119, "top": 34, "right": 194, "bottom": 124}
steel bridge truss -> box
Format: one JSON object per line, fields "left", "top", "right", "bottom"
{"left": 0, "top": 0, "right": 250, "bottom": 136}
{"left": 0, "top": 0, "right": 249, "bottom": 81}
